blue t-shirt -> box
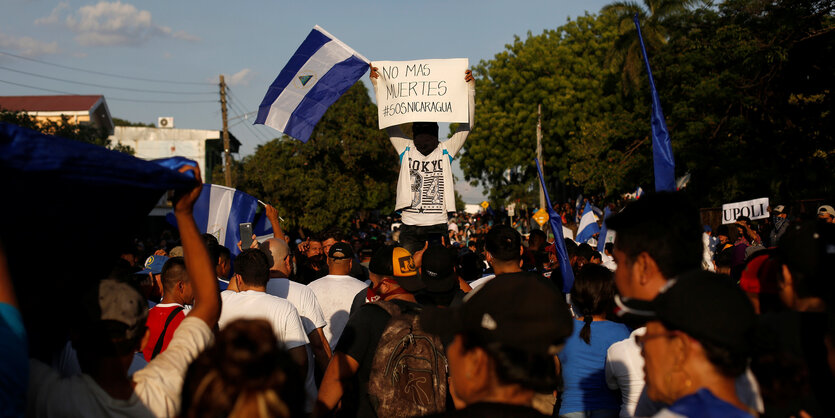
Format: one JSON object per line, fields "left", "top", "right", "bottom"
{"left": 0, "top": 303, "right": 28, "bottom": 417}
{"left": 558, "top": 319, "right": 631, "bottom": 414}
{"left": 661, "top": 388, "right": 753, "bottom": 418}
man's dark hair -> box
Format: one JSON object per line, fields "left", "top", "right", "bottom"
{"left": 577, "top": 243, "right": 596, "bottom": 262}
{"left": 485, "top": 225, "right": 522, "bottom": 261}
{"left": 529, "top": 230, "right": 547, "bottom": 250}
{"left": 201, "top": 233, "right": 219, "bottom": 248}
{"left": 604, "top": 242, "right": 614, "bottom": 255}
{"left": 564, "top": 239, "right": 578, "bottom": 258}
{"left": 701, "top": 339, "right": 749, "bottom": 378}
{"left": 460, "top": 332, "right": 558, "bottom": 393}
{"left": 235, "top": 249, "right": 270, "bottom": 287}
{"left": 605, "top": 192, "right": 702, "bottom": 279}
{"left": 207, "top": 243, "right": 225, "bottom": 269}
{"left": 161, "top": 257, "right": 187, "bottom": 293}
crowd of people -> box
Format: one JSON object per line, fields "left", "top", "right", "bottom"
{"left": 2, "top": 159, "right": 833, "bottom": 417}
{"left": 2, "top": 67, "right": 834, "bottom": 418}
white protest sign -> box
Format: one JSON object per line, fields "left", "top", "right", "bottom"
{"left": 372, "top": 58, "right": 469, "bottom": 129}
{"left": 721, "top": 197, "right": 770, "bottom": 224}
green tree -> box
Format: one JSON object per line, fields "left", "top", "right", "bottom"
{"left": 654, "top": 0, "right": 835, "bottom": 205}
{"left": 113, "top": 117, "right": 155, "bottom": 127}
{"left": 602, "top": 0, "right": 700, "bottom": 88}
{"left": 0, "top": 109, "right": 134, "bottom": 154}
{"left": 461, "top": 11, "right": 649, "bottom": 204}
{"left": 237, "top": 82, "right": 398, "bottom": 232}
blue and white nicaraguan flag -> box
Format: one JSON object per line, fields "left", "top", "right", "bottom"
{"left": 255, "top": 25, "right": 370, "bottom": 142}
{"left": 167, "top": 184, "right": 270, "bottom": 256}
{"left": 575, "top": 201, "right": 601, "bottom": 245}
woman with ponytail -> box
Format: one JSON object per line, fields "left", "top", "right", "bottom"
{"left": 556, "top": 264, "right": 631, "bottom": 418}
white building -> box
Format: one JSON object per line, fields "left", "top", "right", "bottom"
{"left": 109, "top": 124, "right": 241, "bottom": 184}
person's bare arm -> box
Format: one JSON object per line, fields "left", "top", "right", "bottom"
{"left": 444, "top": 70, "right": 476, "bottom": 156}
{"left": 174, "top": 165, "right": 220, "bottom": 327}
{"left": 288, "top": 345, "right": 309, "bottom": 382}
{"left": 314, "top": 352, "right": 360, "bottom": 417}
{"left": 264, "top": 204, "right": 286, "bottom": 242}
{"left": 308, "top": 327, "right": 332, "bottom": 376}
{"left": 0, "top": 243, "right": 17, "bottom": 309}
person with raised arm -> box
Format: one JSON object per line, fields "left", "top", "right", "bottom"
{"left": 27, "top": 164, "right": 221, "bottom": 417}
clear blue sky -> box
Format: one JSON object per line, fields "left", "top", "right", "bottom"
{"left": 1, "top": 0, "right": 612, "bottom": 202}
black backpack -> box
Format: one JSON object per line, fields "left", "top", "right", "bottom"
{"left": 367, "top": 300, "right": 448, "bottom": 417}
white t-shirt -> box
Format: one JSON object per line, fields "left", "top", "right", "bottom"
{"left": 219, "top": 290, "right": 308, "bottom": 349}
{"left": 265, "top": 278, "right": 327, "bottom": 413}
{"left": 307, "top": 274, "right": 368, "bottom": 350}
{"left": 467, "top": 274, "right": 496, "bottom": 292}
{"left": 28, "top": 316, "right": 213, "bottom": 418}
{"left": 605, "top": 327, "right": 646, "bottom": 417}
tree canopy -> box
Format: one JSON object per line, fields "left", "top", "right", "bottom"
{"left": 461, "top": 0, "right": 834, "bottom": 207}
{"left": 236, "top": 82, "right": 399, "bottom": 232}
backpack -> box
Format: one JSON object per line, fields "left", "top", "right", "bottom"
{"left": 367, "top": 300, "right": 448, "bottom": 417}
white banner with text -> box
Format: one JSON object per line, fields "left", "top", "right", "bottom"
{"left": 373, "top": 58, "right": 469, "bottom": 128}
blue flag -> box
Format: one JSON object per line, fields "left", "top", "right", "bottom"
{"left": 597, "top": 206, "right": 613, "bottom": 252}
{"left": 255, "top": 25, "right": 370, "bottom": 142}
{"left": 166, "top": 184, "right": 273, "bottom": 256}
{"left": 0, "top": 122, "right": 199, "bottom": 346}
{"left": 634, "top": 14, "right": 676, "bottom": 192}
{"left": 576, "top": 201, "right": 601, "bottom": 245}
{"left": 535, "top": 158, "right": 575, "bottom": 293}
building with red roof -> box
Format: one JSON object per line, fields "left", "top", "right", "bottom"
{"left": 0, "top": 95, "right": 113, "bottom": 134}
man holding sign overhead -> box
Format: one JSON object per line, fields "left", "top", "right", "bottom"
{"left": 370, "top": 60, "right": 475, "bottom": 254}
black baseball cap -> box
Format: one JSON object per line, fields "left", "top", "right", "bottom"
{"left": 368, "top": 245, "right": 425, "bottom": 292}
{"left": 328, "top": 242, "right": 354, "bottom": 260}
{"left": 420, "top": 246, "right": 458, "bottom": 293}
{"left": 420, "top": 275, "right": 573, "bottom": 355}
{"left": 616, "top": 270, "right": 756, "bottom": 356}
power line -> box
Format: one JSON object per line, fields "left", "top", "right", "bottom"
{"left": 0, "top": 50, "right": 215, "bottom": 86}
{"left": 0, "top": 65, "right": 216, "bottom": 95}
{"left": 0, "top": 79, "right": 217, "bottom": 104}
{"left": 226, "top": 96, "right": 273, "bottom": 144}
{"left": 226, "top": 87, "right": 276, "bottom": 144}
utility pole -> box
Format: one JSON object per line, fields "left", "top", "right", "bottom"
{"left": 536, "top": 104, "right": 545, "bottom": 211}
{"left": 219, "top": 74, "right": 232, "bottom": 187}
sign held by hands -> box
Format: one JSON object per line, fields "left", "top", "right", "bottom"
{"left": 372, "top": 58, "right": 469, "bottom": 128}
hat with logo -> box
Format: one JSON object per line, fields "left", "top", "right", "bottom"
{"left": 420, "top": 246, "right": 458, "bottom": 293}
{"left": 328, "top": 242, "right": 354, "bottom": 260}
{"left": 137, "top": 255, "right": 169, "bottom": 275}
{"left": 368, "top": 245, "right": 424, "bottom": 292}
{"left": 771, "top": 205, "right": 785, "bottom": 215}
{"left": 616, "top": 270, "right": 756, "bottom": 356}
{"left": 420, "top": 275, "right": 573, "bottom": 355}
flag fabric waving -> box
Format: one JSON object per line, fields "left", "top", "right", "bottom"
{"left": 255, "top": 25, "right": 370, "bottom": 142}
{"left": 535, "top": 158, "right": 575, "bottom": 293}
{"left": 634, "top": 14, "right": 676, "bottom": 192}
{"left": 576, "top": 201, "right": 601, "bottom": 245}
{"left": 0, "top": 122, "right": 200, "bottom": 351}
{"left": 166, "top": 184, "right": 271, "bottom": 255}
{"left": 597, "top": 206, "right": 614, "bottom": 253}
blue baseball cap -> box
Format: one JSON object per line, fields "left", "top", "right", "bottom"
{"left": 137, "top": 255, "right": 169, "bottom": 275}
